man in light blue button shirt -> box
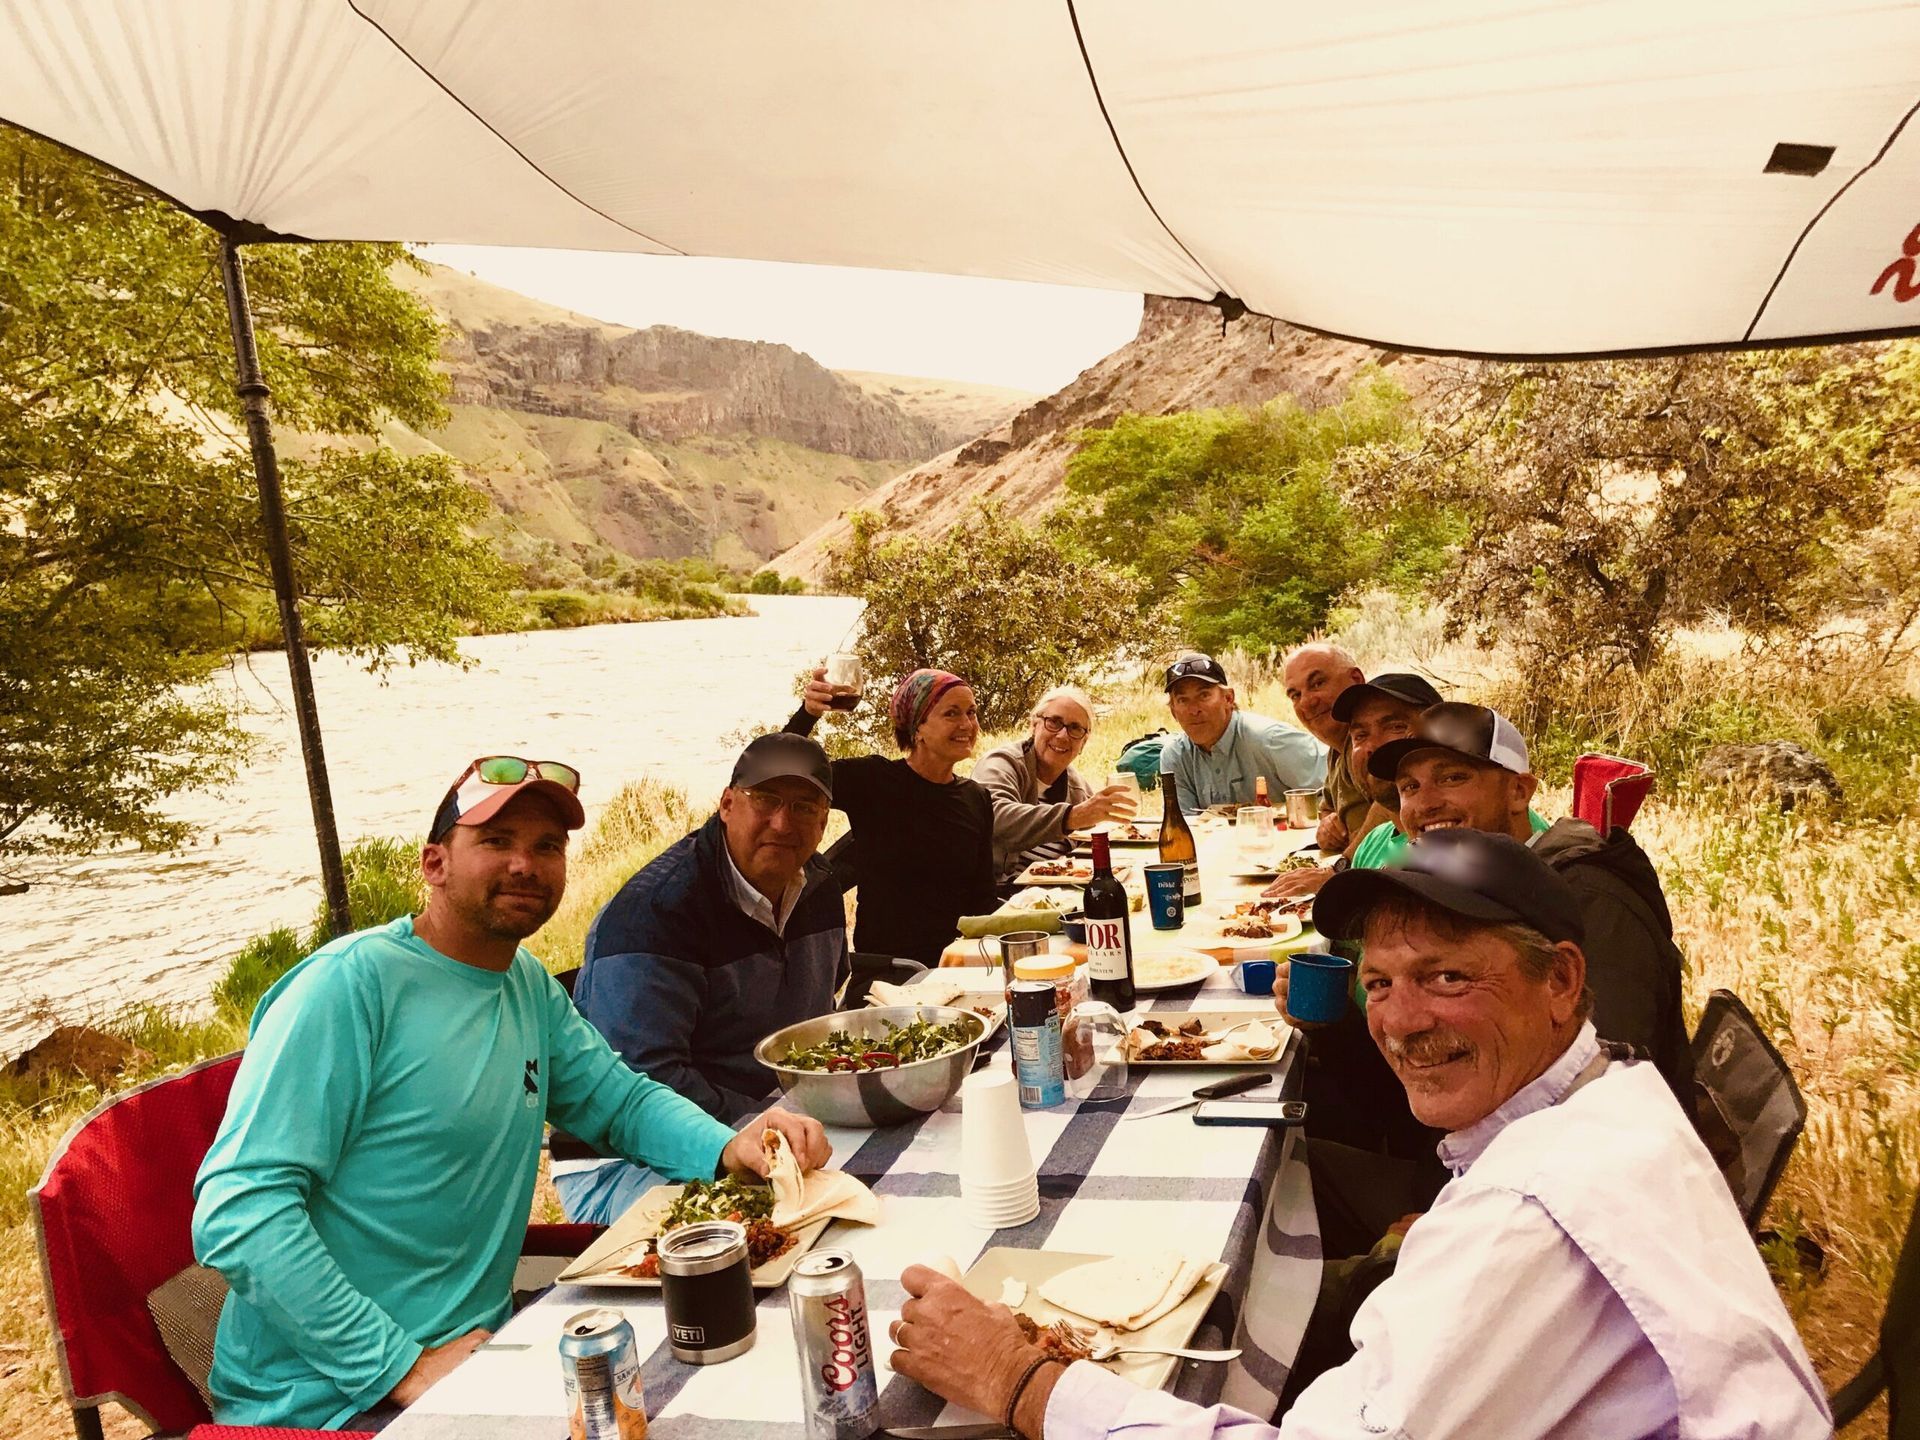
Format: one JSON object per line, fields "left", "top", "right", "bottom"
{"left": 1157, "top": 652, "right": 1325, "bottom": 812}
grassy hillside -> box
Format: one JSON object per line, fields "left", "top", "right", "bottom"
{"left": 416, "top": 406, "right": 900, "bottom": 568}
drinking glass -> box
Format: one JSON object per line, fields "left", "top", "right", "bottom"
{"left": 1107, "top": 771, "right": 1142, "bottom": 822}
{"left": 1065, "top": 1001, "right": 1130, "bottom": 1103}
{"left": 825, "top": 651, "right": 864, "bottom": 711}
{"left": 1236, "top": 806, "right": 1277, "bottom": 869}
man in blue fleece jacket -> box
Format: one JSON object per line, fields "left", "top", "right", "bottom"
{"left": 559, "top": 733, "right": 849, "bottom": 1224}
{"left": 192, "top": 756, "right": 829, "bottom": 1431}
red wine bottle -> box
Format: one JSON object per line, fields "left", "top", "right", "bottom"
{"left": 1084, "top": 832, "right": 1135, "bottom": 1011}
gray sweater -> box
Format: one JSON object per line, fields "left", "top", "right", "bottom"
{"left": 974, "top": 738, "right": 1093, "bottom": 882}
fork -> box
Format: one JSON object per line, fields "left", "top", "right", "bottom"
{"left": 1083, "top": 1339, "right": 1242, "bottom": 1363}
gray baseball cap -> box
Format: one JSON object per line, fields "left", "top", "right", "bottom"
{"left": 729, "top": 733, "right": 833, "bottom": 799}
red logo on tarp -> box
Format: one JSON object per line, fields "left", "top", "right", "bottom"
{"left": 1871, "top": 224, "right": 1920, "bottom": 303}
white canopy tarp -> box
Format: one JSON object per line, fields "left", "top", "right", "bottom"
{"left": 3, "top": 0, "right": 1919, "bottom": 357}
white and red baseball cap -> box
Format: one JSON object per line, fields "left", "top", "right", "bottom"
{"left": 429, "top": 756, "right": 586, "bottom": 841}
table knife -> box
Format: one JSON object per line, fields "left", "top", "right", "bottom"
{"left": 876, "top": 1426, "right": 1019, "bottom": 1440}
{"left": 1121, "top": 1072, "right": 1272, "bottom": 1122}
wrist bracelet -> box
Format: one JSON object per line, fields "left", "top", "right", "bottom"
{"left": 1003, "top": 1354, "right": 1056, "bottom": 1433}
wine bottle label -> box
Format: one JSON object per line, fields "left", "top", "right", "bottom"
{"left": 1085, "top": 916, "right": 1130, "bottom": 981}
{"left": 1183, "top": 861, "right": 1202, "bottom": 903}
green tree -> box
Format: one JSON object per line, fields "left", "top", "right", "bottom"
{"left": 824, "top": 504, "right": 1168, "bottom": 749}
{"left": 1062, "top": 374, "right": 1457, "bottom": 653}
{"left": 1347, "top": 346, "right": 1920, "bottom": 675}
{"left": 1, "top": 127, "right": 511, "bottom": 854}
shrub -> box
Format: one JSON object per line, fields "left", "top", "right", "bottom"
{"left": 1062, "top": 375, "right": 1459, "bottom": 653}
{"left": 211, "top": 837, "right": 425, "bottom": 1022}
{"left": 823, "top": 504, "right": 1170, "bottom": 747}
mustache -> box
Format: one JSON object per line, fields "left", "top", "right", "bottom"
{"left": 491, "top": 883, "right": 554, "bottom": 901}
{"left": 1384, "top": 1030, "right": 1473, "bottom": 1066}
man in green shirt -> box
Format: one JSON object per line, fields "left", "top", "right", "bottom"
{"left": 1263, "top": 673, "right": 1444, "bottom": 904}
{"left": 192, "top": 756, "right": 829, "bottom": 1430}
{"left": 1353, "top": 701, "right": 1549, "bottom": 869}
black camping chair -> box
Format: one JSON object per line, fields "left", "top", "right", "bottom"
{"left": 821, "top": 830, "right": 860, "bottom": 896}
{"left": 1688, "top": 990, "right": 1807, "bottom": 1233}
{"left": 1830, "top": 1186, "right": 1920, "bottom": 1435}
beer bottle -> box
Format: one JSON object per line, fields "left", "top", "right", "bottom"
{"left": 1083, "top": 832, "right": 1134, "bottom": 1012}
{"left": 1158, "top": 769, "right": 1202, "bottom": 907}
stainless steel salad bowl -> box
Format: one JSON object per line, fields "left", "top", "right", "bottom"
{"left": 753, "top": 1004, "right": 990, "bottom": 1128}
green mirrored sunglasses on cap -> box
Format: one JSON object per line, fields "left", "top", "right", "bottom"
{"left": 471, "top": 755, "right": 581, "bottom": 791}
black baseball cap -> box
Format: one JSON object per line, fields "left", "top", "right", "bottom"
{"left": 1368, "top": 701, "right": 1532, "bottom": 782}
{"left": 1329, "top": 671, "right": 1445, "bottom": 723}
{"left": 729, "top": 733, "right": 833, "bottom": 800}
{"left": 1314, "top": 829, "right": 1585, "bottom": 947}
{"left": 1163, "top": 652, "right": 1229, "bottom": 690}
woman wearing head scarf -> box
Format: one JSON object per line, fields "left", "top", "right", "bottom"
{"left": 782, "top": 666, "right": 996, "bottom": 963}
{"left": 972, "top": 686, "right": 1137, "bottom": 884}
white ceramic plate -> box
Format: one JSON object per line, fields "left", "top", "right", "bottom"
{"left": 1129, "top": 949, "right": 1220, "bottom": 991}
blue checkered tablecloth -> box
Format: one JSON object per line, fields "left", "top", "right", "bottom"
{"left": 386, "top": 967, "right": 1321, "bottom": 1438}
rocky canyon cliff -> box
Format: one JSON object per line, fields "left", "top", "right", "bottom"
{"left": 385, "top": 263, "right": 1033, "bottom": 574}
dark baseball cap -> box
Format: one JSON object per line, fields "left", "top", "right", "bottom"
{"left": 729, "top": 733, "right": 833, "bottom": 800}
{"left": 1368, "top": 701, "right": 1532, "bottom": 782}
{"left": 1329, "top": 672, "right": 1445, "bottom": 723}
{"left": 1163, "top": 652, "right": 1229, "bottom": 690}
{"left": 1314, "top": 828, "right": 1585, "bottom": 947}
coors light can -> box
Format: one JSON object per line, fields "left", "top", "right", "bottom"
{"left": 788, "top": 1249, "right": 879, "bottom": 1439}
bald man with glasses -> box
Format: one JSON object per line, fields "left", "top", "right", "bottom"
{"left": 558, "top": 733, "right": 850, "bottom": 1224}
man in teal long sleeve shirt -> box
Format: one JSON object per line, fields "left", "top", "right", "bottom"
{"left": 193, "top": 755, "right": 829, "bottom": 1430}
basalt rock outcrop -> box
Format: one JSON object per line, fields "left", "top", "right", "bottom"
{"left": 441, "top": 320, "right": 951, "bottom": 462}
{"left": 770, "top": 296, "right": 1456, "bottom": 582}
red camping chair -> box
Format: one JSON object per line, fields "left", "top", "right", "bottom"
{"left": 31, "top": 1051, "right": 601, "bottom": 1439}
{"left": 1571, "top": 753, "right": 1655, "bottom": 833}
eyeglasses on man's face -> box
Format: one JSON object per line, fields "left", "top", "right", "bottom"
{"left": 1034, "top": 713, "right": 1089, "bottom": 741}
{"left": 738, "top": 786, "right": 828, "bottom": 824}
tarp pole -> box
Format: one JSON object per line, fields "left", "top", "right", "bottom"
{"left": 217, "top": 237, "right": 353, "bottom": 939}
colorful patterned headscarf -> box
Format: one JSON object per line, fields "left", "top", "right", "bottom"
{"left": 891, "top": 668, "right": 968, "bottom": 750}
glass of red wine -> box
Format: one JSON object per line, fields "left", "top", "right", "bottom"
{"left": 825, "top": 651, "right": 864, "bottom": 711}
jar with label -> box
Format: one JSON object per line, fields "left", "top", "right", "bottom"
{"left": 1014, "top": 955, "right": 1089, "bottom": 1078}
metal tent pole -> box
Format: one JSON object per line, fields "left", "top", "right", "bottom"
{"left": 217, "top": 238, "right": 353, "bottom": 939}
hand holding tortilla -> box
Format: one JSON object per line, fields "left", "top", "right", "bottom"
{"left": 765, "top": 1127, "right": 881, "bottom": 1229}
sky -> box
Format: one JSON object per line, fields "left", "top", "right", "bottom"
{"left": 417, "top": 245, "right": 1143, "bottom": 395}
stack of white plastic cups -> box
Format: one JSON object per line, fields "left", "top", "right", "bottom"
{"left": 959, "top": 1070, "right": 1040, "bottom": 1228}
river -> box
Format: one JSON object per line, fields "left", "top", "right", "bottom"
{"left": 0, "top": 595, "right": 862, "bottom": 1059}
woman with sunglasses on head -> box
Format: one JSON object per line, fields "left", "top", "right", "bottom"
{"left": 786, "top": 666, "right": 997, "bottom": 964}
{"left": 973, "top": 686, "right": 1136, "bottom": 886}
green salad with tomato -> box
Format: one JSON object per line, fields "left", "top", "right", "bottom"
{"left": 779, "top": 1014, "right": 978, "bottom": 1072}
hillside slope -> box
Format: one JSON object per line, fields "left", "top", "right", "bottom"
{"left": 390, "top": 263, "right": 1023, "bottom": 572}
{"left": 771, "top": 297, "right": 1452, "bottom": 581}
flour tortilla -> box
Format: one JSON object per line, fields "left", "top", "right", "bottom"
{"left": 1037, "top": 1252, "right": 1205, "bottom": 1332}
{"left": 1202, "top": 1021, "right": 1283, "bottom": 1062}
{"left": 765, "top": 1128, "right": 881, "bottom": 1229}
{"left": 865, "top": 977, "right": 968, "bottom": 1009}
